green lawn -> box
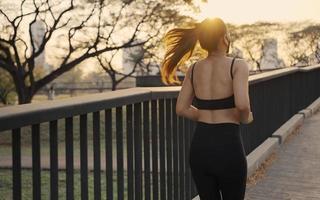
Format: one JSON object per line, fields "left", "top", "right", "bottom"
{"left": 0, "top": 169, "right": 127, "bottom": 200}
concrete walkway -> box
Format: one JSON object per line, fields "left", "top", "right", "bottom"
{"left": 245, "top": 109, "right": 320, "bottom": 200}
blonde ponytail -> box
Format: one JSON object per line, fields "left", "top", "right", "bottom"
{"left": 160, "top": 17, "right": 228, "bottom": 85}
{"left": 160, "top": 25, "right": 199, "bottom": 85}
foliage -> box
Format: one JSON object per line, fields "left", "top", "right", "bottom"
{"left": 0, "top": 69, "right": 16, "bottom": 105}
{"left": 287, "top": 24, "right": 320, "bottom": 66}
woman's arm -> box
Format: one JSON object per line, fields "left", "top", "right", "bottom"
{"left": 175, "top": 65, "right": 199, "bottom": 121}
{"left": 176, "top": 104, "right": 199, "bottom": 121}
{"left": 232, "top": 59, "right": 254, "bottom": 124}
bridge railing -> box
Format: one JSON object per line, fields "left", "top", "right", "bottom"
{"left": 0, "top": 64, "right": 319, "bottom": 200}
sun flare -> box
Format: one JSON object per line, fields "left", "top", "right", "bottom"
{"left": 193, "top": 0, "right": 320, "bottom": 24}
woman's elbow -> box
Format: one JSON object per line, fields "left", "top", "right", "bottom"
{"left": 176, "top": 106, "right": 184, "bottom": 116}
{"left": 236, "top": 104, "right": 250, "bottom": 113}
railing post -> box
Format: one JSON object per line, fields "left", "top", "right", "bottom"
{"left": 50, "top": 120, "right": 58, "bottom": 200}
{"left": 65, "top": 117, "right": 74, "bottom": 200}
{"left": 80, "top": 114, "right": 88, "bottom": 200}
{"left": 116, "top": 106, "right": 124, "bottom": 199}
{"left": 12, "top": 128, "right": 21, "bottom": 200}
{"left": 93, "top": 111, "right": 101, "bottom": 200}
{"left": 151, "top": 100, "right": 159, "bottom": 200}
{"left": 143, "top": 101, "right": 151, "bottom": 200}
{"left": 166, "top": 98, "right": 173, "bottom": 200}
{"left": 159, "top": 99, "right": 166, "bottom": 200}
{"left": 32, "top": 124, "right": 41, "bottom": 200}
{"left": 172, "top": 98, "right": 180, "bottom": 200}
{"left": 105, "top": 109, "right": 113, "bottom": 200}
{"left": 126, "top": 104, "right": 134, "bottom": 200}
{"left": 134, "top": 102, "right": 143, "bottom": 200}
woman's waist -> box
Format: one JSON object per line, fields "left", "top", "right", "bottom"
{"left": 196, "top": 119, "right": 240, "bottom": 126}
{"left": 192, "top": 120, "right": 241, "bottom": 141}
{"left": 197, "top": 111, "right": 240, "bottom": 124}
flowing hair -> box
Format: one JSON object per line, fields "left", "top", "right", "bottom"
{"left": 160, "top": 17, "right": 228, "bottom": 85}
{"left": 160, "top": 26, "right": 198, "bottom": 85}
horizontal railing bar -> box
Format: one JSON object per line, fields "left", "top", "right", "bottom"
{"left": 299, "top": 64, "right": 320, "bottom": 71}
{"left": 0, "top": 88, "right": 151, "bottom": 132}
{"left": 249, "top": 64, "right": 319, "bottom": 84}
{"left": 248, "top": 67, "right": 298, "bottom": 84}
{"left": 0, "top": 64, "right": 319, "bottom": 132}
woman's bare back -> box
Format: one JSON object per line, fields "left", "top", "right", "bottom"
{"left": 192, "top": 56, "right": 241, "bottom": 125}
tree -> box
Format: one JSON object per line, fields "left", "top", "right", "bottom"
{"left": 94, "top": 0, "right": 197, "bottom": 90}
{"left": 0, "top": 0, "right": 154, "bottom": 104}
{"left": 287, "top": 25, "right": 320, "bottom": 66}
{"left": 231, "top": 23, "right": 272, "bottom": 71}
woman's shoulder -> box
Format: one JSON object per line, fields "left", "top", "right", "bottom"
{"left": 226, "top": 56, "right": 249, "bottom": 66}
{"left": 194, "top": 56, "right": 247, "bottom": 66}
{"left": 226, "top": 56, "right": 245, "bottom": 61}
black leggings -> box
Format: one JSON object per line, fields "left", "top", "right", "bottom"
{"left": 189, "top": 121, "right": 247, "bottom": 200}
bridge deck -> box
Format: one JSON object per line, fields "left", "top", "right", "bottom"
{"left": 245, "top": 110, "right": 320, "bottom": 200}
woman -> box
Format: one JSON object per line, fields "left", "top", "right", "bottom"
{"left": 160, "top": 17, "right": 254, "bottom": 200}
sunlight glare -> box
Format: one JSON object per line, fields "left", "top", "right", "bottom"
{"left": 194, "top": 0, "right": 320, "bottom": 24}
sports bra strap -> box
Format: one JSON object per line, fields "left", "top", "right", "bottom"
{"left": 190, "top": 62, "right": 196, "bottom": 91}
{"left": 191, "top": 57, "right": 236, "bottom": 90}
{"left": 230, "top": 57, "right": 236, "bottom": 80}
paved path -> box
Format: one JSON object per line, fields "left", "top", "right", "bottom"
{"left": 245, "top": 109, "right": 320, "bottom": 200}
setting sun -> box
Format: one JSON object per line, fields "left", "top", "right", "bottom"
{"left": 194, "top": 0, "right": 320, "bottom": 24}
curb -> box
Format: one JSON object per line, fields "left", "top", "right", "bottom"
{"left": 298, "top": 109, "right": 312, "bottom": 118}
{"left": 305, "top": 97, "right": 320, "bottom": 115}
{"left": 270, "top": 114, "right": 304, "bottom": 144}
{"left": 246, "top": 137, "right": 279, "bottom": 178}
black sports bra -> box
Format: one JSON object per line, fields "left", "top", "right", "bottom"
{"left": 191, "top": 57, "right": 236, "bottom": 110}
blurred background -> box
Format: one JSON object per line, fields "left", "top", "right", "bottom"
{"left": 0, "top": 0, "right": 319, "bottom": 105}
{"left": 1, "top": 1, "right": 320, "bottom": 200}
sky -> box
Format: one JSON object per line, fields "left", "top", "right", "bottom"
{"left": 193, "top": 0, "right": 320, "bottom": 24}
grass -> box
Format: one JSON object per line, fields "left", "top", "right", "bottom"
{"left": 0, "top": 168, "right": 160, "bottom": 200}
{"left": 0, "top": 169, "right": 127, "bottom": 200}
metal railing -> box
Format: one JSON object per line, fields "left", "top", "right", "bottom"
{"left": 0, "top": 64, "right": 319, "bottom": 200}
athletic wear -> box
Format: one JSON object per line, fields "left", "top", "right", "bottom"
{"left": 189, "top": 121, "right": 247, "bottom": 200}
{"left": 188, "top": 57, "right": 247, "bottom": 199}
{"left": 190, "top": 57, "right": 237, "bottom": 110}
